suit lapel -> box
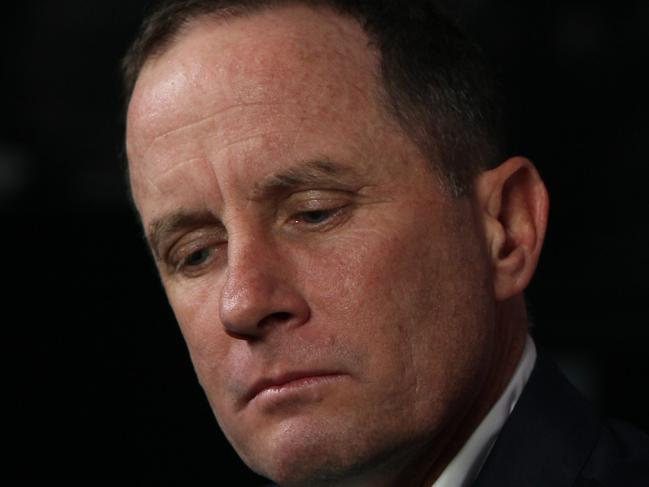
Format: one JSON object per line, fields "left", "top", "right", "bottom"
{"left": 472, "top": 355, "right": 602, "bottom": 487}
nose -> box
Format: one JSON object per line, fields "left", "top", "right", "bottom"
{"left": 219, "top": 237, "right": 310, "bottom": 340}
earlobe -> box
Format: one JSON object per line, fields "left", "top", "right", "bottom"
{"left": 474, "top": 157, "right": 549, "bottom": 301}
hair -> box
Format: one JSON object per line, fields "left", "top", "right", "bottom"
{"left": 122, "top": 0, "right": 505, "bottom": 196}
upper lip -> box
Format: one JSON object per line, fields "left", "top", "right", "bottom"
{"left": 244, "top": 370, "right": 342, "bottom": 404}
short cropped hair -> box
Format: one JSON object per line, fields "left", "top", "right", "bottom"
{"left": 122, "top": 0, "right": 505, "bottom": 195}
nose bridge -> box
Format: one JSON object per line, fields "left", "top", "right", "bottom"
{"left": 219, "top": 229, "right": 308, "bottom": 338}
{"left": 223, "top": 234, "right": 276, "bottom": 310}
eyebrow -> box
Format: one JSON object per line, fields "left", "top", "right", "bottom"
{"left": 250, "top": 159, "right": 363, "bottom": 200}
{"left": 147, "top": 210, "right": 223, "bottom": 261}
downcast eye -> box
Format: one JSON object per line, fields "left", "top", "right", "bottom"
{"left": 184, "top": 248, "right": 212, "bottom": 267}
{"left": 300, "top": 209, "right": 334, "bottom": 224}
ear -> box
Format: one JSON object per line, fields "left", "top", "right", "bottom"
{"left": 474, "top": 157, "right": 549, "bottom": 301}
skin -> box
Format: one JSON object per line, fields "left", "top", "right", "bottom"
{"left": 126, "top": 5, "right": 549, "bottom": 487}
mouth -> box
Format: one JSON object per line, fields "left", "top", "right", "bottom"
{"left": 245, "top": 371, "right": 345, "bottom": 404}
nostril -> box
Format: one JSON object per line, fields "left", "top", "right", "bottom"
{"left": 225, "top": 329, "right": 258, "bottom": 341}
{"left": 260, "top": 311, "right": 293, "bottom": 328}
{"left": 225, "top": 312, "right": 297, "bottom": 342}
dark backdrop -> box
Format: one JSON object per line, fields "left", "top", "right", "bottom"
{"left": 4, "top": 1, "right": 648, "bottom": 485}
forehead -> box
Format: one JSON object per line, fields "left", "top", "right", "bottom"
{"left": 126, "top": 5, "right": 385, "bottom": 162}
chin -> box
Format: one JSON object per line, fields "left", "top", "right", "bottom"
{"left": 234, "top": 416, "right": 354, "bottom": 485}
{"left": 230, "top": 411, "right": 427, "bottom": 487}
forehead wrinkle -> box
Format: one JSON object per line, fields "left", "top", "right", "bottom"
{"left": 131, "top": 155, "right": 226, "bottom": 228}
{"left": 134, "top": 100, "right": 291, "bottom": 164}
{"left": 130, "top": 162, "right": 164, "bottom": 199}
{"left": 136, "top": 111, "right": 215, "bottom": 162}
{"left": 144, "top": 156, "right": 207, "bottom": 194}
{"left": 207, "top": 129, "right": 301, "bottom": 168}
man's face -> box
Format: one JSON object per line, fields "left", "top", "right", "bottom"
{"left": 127, "top": 5, "right": 497, "bottom": 484}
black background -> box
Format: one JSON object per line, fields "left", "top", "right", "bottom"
{"left": 3, "top": 1, "right": 648, "bottom": 485}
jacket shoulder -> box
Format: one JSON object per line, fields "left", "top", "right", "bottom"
{"left": 474, "top": 354, "right": 649, "bottom": 487}
{"left": 577, "top": 418, "right": 649, "bottom": 487}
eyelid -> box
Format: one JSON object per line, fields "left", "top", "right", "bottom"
{"left": 286, "top": 188, "right": 353, "bottom": 207}
{"left": 286, "top": 192, "right": 347, "bottom": 215}
{"left": 172, "top": 241, "right": 210, "bottom": 269}
{"left": 165, "top": 231, "right": 226, "bottom": 275}
{"left": 285, "top": 203, "right": 353, "bottom": 233}
{"left": 294, "top": 198, "right": 346, "bottom": 212}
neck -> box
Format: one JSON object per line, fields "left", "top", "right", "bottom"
{"left": 414, "top": 295, "right": 528, "bottom": 486}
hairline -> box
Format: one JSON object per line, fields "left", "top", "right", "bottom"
{"left": 123, "top": 0, "right": 501, "bottom": 201}
{"left": 128, "top": 2, "right": 454, "bottom": 196}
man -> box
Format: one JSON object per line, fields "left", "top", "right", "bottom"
{"left": 122, "top": 1, "right": 648, "bottom": 485}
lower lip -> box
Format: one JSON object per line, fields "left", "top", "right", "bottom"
{"left": 252, "top": 374, "right": 344, "bottom": 403}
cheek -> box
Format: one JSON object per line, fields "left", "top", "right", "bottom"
{"left": 299, "top": 229, "right": 433, "bottom": 381}
{"left": 165, "top": 279, "right": 232, "bottom": 387}
{"left": 305, "top": 219, "right": 450, "bottom": 333}
{"left": 302, "top": 214, "right": 492, "bottom": 413}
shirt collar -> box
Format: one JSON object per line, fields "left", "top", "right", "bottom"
{"left": 431, "top": 334, "right": 537, "bottom": 487}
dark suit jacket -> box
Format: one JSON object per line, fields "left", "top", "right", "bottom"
{"left": 473, "top": 355, "right": 649, "bottom": 487}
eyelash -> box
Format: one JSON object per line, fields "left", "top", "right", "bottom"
{"left": 169, "top": 240, "right": 221, "bottom": 275}
{"left": 290, "top": 207, "right": 346, "bottom": 226}
{"left": 180, "top": 247, "right": 212, "bottom": 269}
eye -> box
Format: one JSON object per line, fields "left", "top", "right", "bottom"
{"left": 182, "top": 248, "right": 212, "bottom": 269}
{"left": 283, "top": 193, "right": 353, "bottom": 232}
{"left": 291, "top": 206, "right": 349, "bottom": 228}
{"left": 299, "top": 209, "right": 337, "bottom": 224}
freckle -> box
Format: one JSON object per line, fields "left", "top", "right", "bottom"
{"left": 327, "top": 335, "right": 336, "bottom": 347}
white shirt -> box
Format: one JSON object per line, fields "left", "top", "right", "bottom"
{"left": 432, "top": 335, "right": 537, "bottom": 487}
